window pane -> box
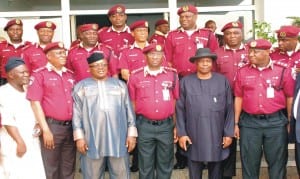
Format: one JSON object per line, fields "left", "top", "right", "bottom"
{"left": 71, "top": 0, "right": 168, "bottom": 10}
{"left": 177, "top": 0, "right": 253, "bottom": 7}
{"left": 0, "top": 0, "right": 61, "bottom": 11}
{"left": 195, "top": 11, "right": 254, "bottom": 41}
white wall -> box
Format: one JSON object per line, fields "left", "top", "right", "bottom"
{"left": 256, "top": 0, "right": 299, "bottom": 31}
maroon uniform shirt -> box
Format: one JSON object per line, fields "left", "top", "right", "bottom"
{"left": 234, "top": 62, "right": 295, "bottom": 114}
{"left": 66, "top": 43, "right": 117, "bottom": 82}
{"left": 149, "top": 31, "right": 167, "bottom": 47}
{"left": 26, "top": 65, "right": 75, "bottom": 120}
{"left": 215, "top": 44, "right": 249, "bottom": 88}
{"left": 118, "top": 43, "right": 148, "bottom": 72}
{"left": 270, "top": 47, "right": 300, "bottom": 68}
{"left": 128, "top": 67, "right": 179, "bottom": 120}
{"left": 165, "top": 28, "right": 218, "bottom": 76}
{"left": 0, "top": 40, "right": 31, "bottom": 78}
{"left": 21, "top": 43, "right": 48, "bottom": 73}
{"left": 98, "top": 26, "right": 134, "bottom": 57}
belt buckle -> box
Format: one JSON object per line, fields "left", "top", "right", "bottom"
{"left": 152, "top": 121, "right": 159, "bottom": 125}
{"left": 257, "top": 114, "right": 266, "bottom": 120}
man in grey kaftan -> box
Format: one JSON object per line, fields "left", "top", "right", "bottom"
{"left": 72, "top": 52, "right": 137, "bottom": 179}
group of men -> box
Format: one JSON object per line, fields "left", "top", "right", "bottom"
{"left": 0, "top": 3, "right": 299, "bottom": 179}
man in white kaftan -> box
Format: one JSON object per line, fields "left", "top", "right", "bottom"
{"left": 0, "top": 57, "right": 45, "bottom": 179}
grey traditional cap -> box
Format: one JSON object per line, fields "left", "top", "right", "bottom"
{"left": 87, "top": 52, "right": 105, "bottom": 64}
{"left": 5, "top": 57, "right": 25, "bottom": 72}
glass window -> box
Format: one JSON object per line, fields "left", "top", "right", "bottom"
{"left": 177, "top": 0, "right": 253, "bottom": 7}
{"left": 71, "top": 0, "right": 168, "bottom": 10}
{"left": 195, "top": 11, "right": 254, "bottom": 41}
{"left": 0, "top": 0, "right": 61, "bottom": 11}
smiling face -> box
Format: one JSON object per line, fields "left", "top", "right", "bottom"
{"left": 89, "top": 59, "right": 109, "bottom": 80}
{"left": 248, "top": 48, "right": 270, "bottom": 67}
{"left": 179, "top": 11, "right": 197, "bottom": 30}
{"left": 37, "top": 28, "right": 54, "bottom": 45}
{"left": 46, "top": 48, "right": 67, "bottom": 69}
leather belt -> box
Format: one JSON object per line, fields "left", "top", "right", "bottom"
{"left": 245, "top": 111, "right": 281, "bottom": 120}
{"left": 138, "top": 115, "right": 172, "bottom": 126}
{"left": 46, "top": 117, "right": 72, "bottom": 126}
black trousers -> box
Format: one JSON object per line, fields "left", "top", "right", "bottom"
{"left": 41, "top": 122, "right": 76, "bottom": 179}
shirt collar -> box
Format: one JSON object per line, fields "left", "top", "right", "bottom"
{"left": 224, "top": 43, "right": 245, "bottom": 50}
{"left": 132, "top": 41, "right": 149, "bottom": 49}
{"left": 250, "top": 59, "right": 274, "bottom": 70}
{"left": 143, "top": 66, "right": 166, "bottom": 77}
{"left": 154, "top": 30, "right": 166, "bottom": 37}
{"left": 109, "top": 25, "right": 130, "bottom": 33}
{"left": 46, "top": 62, "right": 67, "bottom": 74}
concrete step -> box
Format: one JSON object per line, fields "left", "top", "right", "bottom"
{"left": 74, "top": 144, "right": 299, "bottom": 179}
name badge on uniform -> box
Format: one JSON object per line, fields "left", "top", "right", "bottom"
{"left": 195, "top": 37, "right": 203, "bottom": 49}
{"left": 162, "top": 82, "right": 170, "bottom": 101}
{"left": 266, "top": 80, "right": 274, "bottom": 98}
{"left": 163, "top": 88, "right": 170, "bottom": 101}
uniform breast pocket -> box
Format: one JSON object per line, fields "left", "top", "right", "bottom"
{"left": 217, "top": 57, "right": 230, "bottom": 73}
{"left": 136, "top": 82, "right": 151, "bottom": 99}
{"left": 242, "top": 77, "right": 256, "bottom": 90}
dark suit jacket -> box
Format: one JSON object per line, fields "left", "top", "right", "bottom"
{"left": 291, "top": 75, "right": 300, "bottom": 143}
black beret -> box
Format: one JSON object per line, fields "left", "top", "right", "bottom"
{"left": 5, "top": 57, "right": 25, "bottom": 72}
{"left": 87, "top": 52, "right": 105, "bottom": 64}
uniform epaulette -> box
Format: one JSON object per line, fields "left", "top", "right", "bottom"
{"left": 98, "top": 26, "right": 109, "bottom": 33}
{"left": 22, "top": 42, "right": 35, "bottom": 50}
{"left": 69, "top": 43, "right": 80, "bottom": 51}
{"left": 164, "top": 66, "right": 177, "bottom": 73}
{"left": 24, "top": 41, "right": 33, "bottom": 46}
{"left": 131, "top": 67, "right": 144, "bottom": 74}
{"left": 0, "top": 40, "right": 8, "bottom": 44}
{"left": 32, "top": 66, "right": 47, "bottom": 73}
{"left": 272, "top": 60, "right": 288, "bottom": 68}
{"left": 98, "top": 43, "right": 112, "bottom": 50}
{"left": 66, "top": 68, "right": 74, "bottom": 74}
{"left": 199, "top": 27, "right": 211, "bottom": 32}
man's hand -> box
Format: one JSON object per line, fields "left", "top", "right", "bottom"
{"left": 42, "top": 129, "right": 54, "bottom": 149}
{"left": 16, "top": 139, "right": 26, "bottom": 157}
{"left": 173, "top": 127, "right": 178, "bottom": 143}
{"left": 234, "top": 125, "right": 240, "bottom": 139}
{"left": 178, "top": 136, "right": 192, "bottom": 151}
{"left": 76, "top": 139, "right": 88, "bottom": 155}
{"left": 126, "top": 136, "right": 136, "bottom": 153}
{"left": 222, "top": 137, "right": 233, "bottom": 148}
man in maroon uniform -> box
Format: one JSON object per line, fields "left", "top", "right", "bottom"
{"left": 128, "top": 43, "right": 179, "bottom": 179}
{"left": 98, "top": 4, "right": 134, "bottom": 57}
{"left": 66, "top": 23, "right": 118, "bottom": 82}
{"left": 27, "top": 42, "right": 76, "bottom": 179}
{"left": 0, "top": 19, "right": 31, "bottom": 85}
{"left": 234, "top": 39, "right": 294, "bottom": 179}
{"left": 215, "top": 21, "right": 248, "bottom": 179}
{"left": 149, "top": 19, "right": 169, "bottom": 46}
{"left": 118, "top": 20, "right": 150, "bottom": 81}
{"left": 21, "top": 21, "right": 56, "bottom": 73}
{"left": 165, "top": 4, "right": 218, "bottom": 78}
{"left": 165, "top": 4, "right": 219, "bottom": 169}
{"left": 270, "top": 25, "right": 300, "bottom": 68}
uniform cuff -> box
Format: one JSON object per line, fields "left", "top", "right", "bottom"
{"left": 127, "top": 126, "right": 138, "bottom": 137}
{"left": 73, "top": 129, "right": 84, "bottom": 141}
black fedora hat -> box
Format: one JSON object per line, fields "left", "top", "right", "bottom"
{"left": 189, "top": 48, "right": 217, "bottom": 63}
